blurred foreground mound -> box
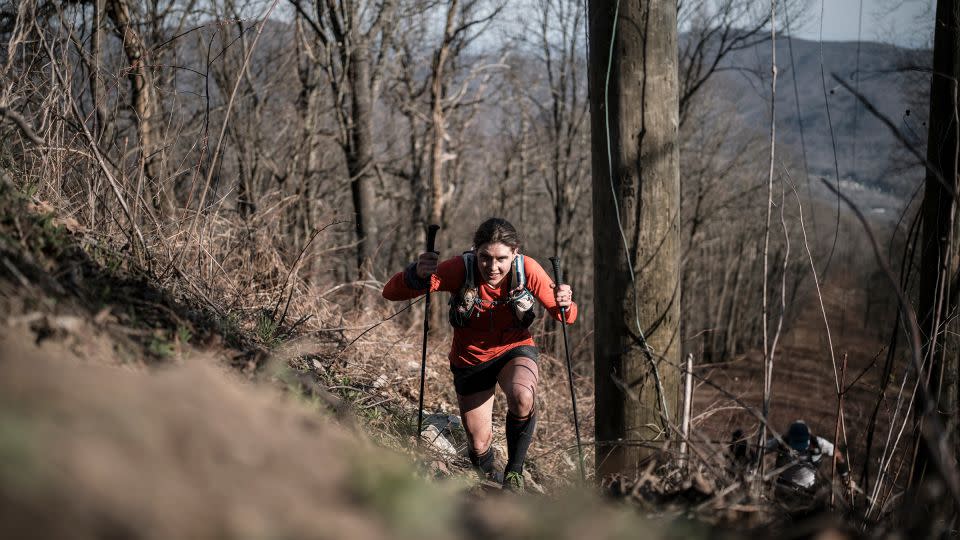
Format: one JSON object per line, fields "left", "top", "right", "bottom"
{"left": 0, "top": 333, "right": 666, "bottom": 539}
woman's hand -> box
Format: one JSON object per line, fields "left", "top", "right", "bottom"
{"left": 553, "top": 283, "right": 573, "bottom": 308}
{"left": 416, "top": 251, "right": 439, "bottom": 279}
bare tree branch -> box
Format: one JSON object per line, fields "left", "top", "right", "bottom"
{"left": 0, "top": 105, "right": 44, "bottom": 146}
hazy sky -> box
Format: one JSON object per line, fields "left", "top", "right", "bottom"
{"left": 791, "top": 0, "right": 933, "bottom": 47}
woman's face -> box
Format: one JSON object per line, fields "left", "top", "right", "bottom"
{"left": 476, "top": 242, "right": 518, "bottom": 287}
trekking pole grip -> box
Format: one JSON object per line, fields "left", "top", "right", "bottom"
{"left": 426, "top": 224, "right": 440, "bottom": 253}
{"left": 550, "top": 257, "right": 565, "bottom": 303}
{"left": 549, "top": 257, "right": 567, "bottom": 319}
{"left": 549, "top": 256, "right": 563, "bottom": 285}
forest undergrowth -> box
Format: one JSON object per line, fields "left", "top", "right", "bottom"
{"left": 0, "top": 171, "right": 675, "bottom": 539}
{"left": 0, "top": 170, "right": 919, "bottom": 539}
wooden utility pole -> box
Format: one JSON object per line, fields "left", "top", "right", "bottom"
{"left": 589, "top": 0, "right": 681, "bottom": 477}
{"left": 915, "top": 0, "right": 960, "bottom": 487}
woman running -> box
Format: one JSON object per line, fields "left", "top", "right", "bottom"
{"left": 382, "top": 218, "right": 577, "bottom": 492}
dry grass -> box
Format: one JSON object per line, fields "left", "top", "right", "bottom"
{"left": 0, "top": 173, "right": 707, "bottom": 540}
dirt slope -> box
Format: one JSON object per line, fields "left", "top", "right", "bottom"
{"left": 693, "top": 272, "right": 906, "bottom": 480}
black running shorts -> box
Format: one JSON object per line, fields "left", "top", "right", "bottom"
{"left": 450, "top": 345, "right": 539, "bottom": 396}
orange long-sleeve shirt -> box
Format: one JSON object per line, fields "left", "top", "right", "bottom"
{"left": 382, "top": 254, "right": 578, "bottom": 368}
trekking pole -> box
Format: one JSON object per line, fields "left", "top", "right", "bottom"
{"left": 417, "top": 224, "right": 440, "bottom": 447}
{"left": 549, "top": 257, "right": 586, "bottom": 482}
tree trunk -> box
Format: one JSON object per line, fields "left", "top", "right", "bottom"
{"left": 519, "top": 116, "right": 528, "bottom": 228}
{"left": 105, "top": 0, "right": 172, "bottom": 217}
{"left": 914, "top": 0, "right": 960, "bottom": 488}
{"left": 408, "top": 113, "right": 426, "bottom": 251}
{"left": 87, "top": 0, "right": 110, "bottom": 228}
{"left": 429, "top": 0, "right": 458, "bottom": 228}
{"left": 712, "top": 239, "right": 738, "bottom": 361}
{"left": 589, "top": 0, "right": 681, "bottom": 476}
{"left": 295, "top": 17, "right": 323, "bottom": 254}
{"left": 89, "top": 0, "right": 111, "bottom": 145}
{"left": 347, "top": 49, "right": 379, "bottom": 278}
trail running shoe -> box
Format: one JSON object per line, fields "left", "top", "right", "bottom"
{"left": 503, "top": 471, "right": 524, "bottom": 493}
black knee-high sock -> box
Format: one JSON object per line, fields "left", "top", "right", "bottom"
{"left": 468, "top": 446, "right": 495, "bottom": 477}
{"left": 505, "top": 411, "right": 537, "bottom": 474}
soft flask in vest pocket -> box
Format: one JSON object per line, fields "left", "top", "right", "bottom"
{"left": 506, "top": 253, "right": 540, "bottom": 329}
{"left": 509, "top": 288, "right": 538, "bottom": 328}
{"left": 448, "top": 282, "right": 479, "bottom": 328}
{"left": 448, "top": 251, "right": 480, "bottom": 328}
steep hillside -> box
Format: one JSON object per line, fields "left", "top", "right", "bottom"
{"left": 0, "top": 174, "right": 712, "bottom": 539}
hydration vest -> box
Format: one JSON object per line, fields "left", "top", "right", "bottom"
{"left": 448, "top": 251, "right": 539, "bottom": 329}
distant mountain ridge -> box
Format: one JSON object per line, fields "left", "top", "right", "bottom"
{"left": 709, "top": 36, "right": 929, "bottom": 210}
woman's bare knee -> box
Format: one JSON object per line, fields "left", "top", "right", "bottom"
{"left": 507, "top": 384, "right": 536, "bottom": 417}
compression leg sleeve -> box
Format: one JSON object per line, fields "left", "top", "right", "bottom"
{"left": 504, "top": 411, "right": 537, "bottom": 474}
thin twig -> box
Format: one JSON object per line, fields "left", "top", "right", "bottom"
{"left": 781, "top": 171, "right": 842, "bottom": 392}
{"left": 187, "top": 0, "right": 282, "bottom": 252}
{"left": 271, "top": 220, "right": 350, "bottom": 326}
{"left": 0, "top": 105, "right": 44, "bottom": 145}
{"left": 757, "top": 0, "right": 777, "bottom": 484}
{"left": 32, "top": 18, "right": 148, "bottom": 260}
{"left": 335, "top": 297, "right": 424, "bottom": 359}
{"left": 831, "top": 353, "right": 848, "bottom": 509}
